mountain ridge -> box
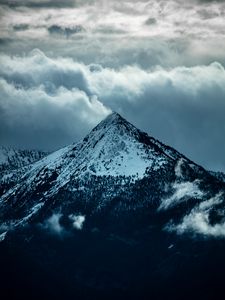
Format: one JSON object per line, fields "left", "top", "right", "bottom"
{"left": 0, "top": 145, "right": 48, "bottom": 172}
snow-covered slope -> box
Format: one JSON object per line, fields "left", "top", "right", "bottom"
{"left": 0, "top": 146, "right": 49, "bottom": 198}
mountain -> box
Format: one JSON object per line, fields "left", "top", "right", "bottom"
{"left": 1, "top": 112, "right": 225, "bottom": 237}
{"left": 0, "top": 146, "right": 48, "bottom": 172}
{"left": 0, "top": 146, "right": 49, "bottom": 200}
{"left": 0, "top": 112, "right": 185, "bottom": 199}
{"left": 0, "top": 112, "right": 223, "bottom": 228}
{"left": 209, "top": 170, "right": 225, "bottom": 183}
{"left": 1, "top": 112, "right": 225, "bottom": 300}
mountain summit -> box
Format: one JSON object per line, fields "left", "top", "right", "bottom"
{"left": 72, "top": 111, "right": 171, "bottom": 178}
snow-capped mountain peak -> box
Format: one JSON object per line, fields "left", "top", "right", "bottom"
{"left": 92, "top": 111, "right": 137, "bottom": 134}
{"left": 0, "top": 112, "right": 203, "bottom": 206}
{"left": 1, "top": 112, "right": 178, "bottom": 202}
{"left": 75, "top": 111, "right": 170, "bottom": 178}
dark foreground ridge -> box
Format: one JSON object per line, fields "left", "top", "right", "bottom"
{"left": 1, "top": 112, "right": 225, "bottom": 300}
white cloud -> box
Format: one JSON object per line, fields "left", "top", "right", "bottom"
{"left": 69, "top": 214, "right": 85, "bottom": 230}
{"left": 0, "top": 52, "right": 110, "bottom": 150}
{"left": 43, "top": 213, "right": 64, "bottom": 234}
{"left": 1, "top": 0, "right": 225, "bottom": 67}
{"left": 159, "top": 180, "right": 204, "bottom": 210}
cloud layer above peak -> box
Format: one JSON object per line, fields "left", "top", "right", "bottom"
{"left": 0, "top": 50, "right": 225, "bottom": 172}
{"left": 1, "top": 0, "right": 225, "bottom": 68}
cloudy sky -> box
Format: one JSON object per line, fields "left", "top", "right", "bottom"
{"left": 0, "top": 0, "right": 225, "bottom": 172}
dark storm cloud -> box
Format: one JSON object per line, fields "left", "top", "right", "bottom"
{"left": 145, "top": 17, "right": 157, "bottom": 25}
{"left": 13, "top": 24, "right": 29, "bottom": 31}
{"left": 0, "top": 50, "right": 225, "bottom": 172}
{"left": 197, "top": 9, "right": 218, "bottom": 19}
{"left": 0, "top": 0, "right": 77, "bottom": 8}
{"left": 48, "top": 25, "right": 84, "bottom": 37}
{"left": 196, "top": 0, "right": 225, "bottom": 2}
{"left": 0, "top": 37, "right": 11, "bottom": 45}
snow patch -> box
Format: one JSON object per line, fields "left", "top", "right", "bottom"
{"left": 0, "top": 202, "right": 44, "bottom": 234}
{"left": 175, "top": 158, "right": 185, "bottom": 178}
{"left": 0, "top": 232, "right": 7, "bottom": 242}
{"left": 19, "top": 202, "right": 44, "bottom": 224}
{"left": 5, "top": 202, "right": 45, "bottom": 229}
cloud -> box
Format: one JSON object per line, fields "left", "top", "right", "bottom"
{"left": 1, "top": 50, "right": 225, "bottom": 172}
{"left": 13, "top": 24, "right": 29, "bottom": 31}
{"left": 196, "top": 0, "right": 225, "bottom": 3}
{"left": 0, "top": 50, "right": 110, "bottom": 150}
{"left": 69, "top": 214, "right": 85, "bottom": 230}
{"left": 43, "top": 213, "right": 64, "bottom": 234}
{"left": 145, "top": 17, "right": 157, "bottom": 25}
{"left": 159, "top": 180, "right": 204, "bottom": 210}
{"left": 0, "top": 49, "right": 91, "bottom": 93}
{"left": 167, "top": 193, "right": 225, "bottom": 238}
{"left": 42, "top": 212, "right": 85, "bottom": 235}
{"left": 0, "top": 0, "right": 78, "bottom": 8}
{"left": 47, "top": 25, "right": 85, "bottom": 37}
{"left": 0, "top": 77, "right": 109, "bottom": 150}
{"left": 1, "top": 0, "right": 225, "bottom": 68}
